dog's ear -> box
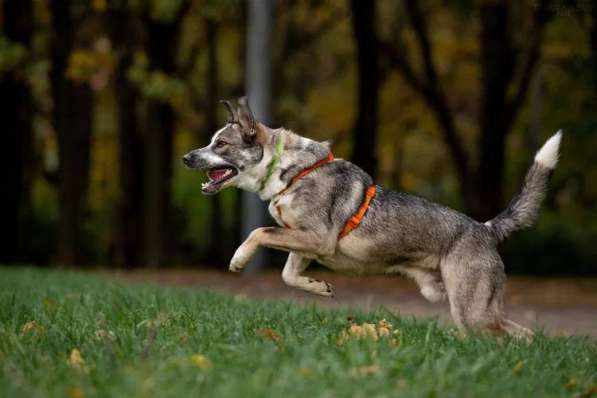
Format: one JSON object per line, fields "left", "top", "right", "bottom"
{"left": 236, "top": 96, "right": 257, "bottom": 143}
{"left": 220, "top": 99, "right": 237, "bottom": 123}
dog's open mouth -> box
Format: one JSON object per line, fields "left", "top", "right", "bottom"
{"left": 201, "top": 166, "right": 238, "bottom": 194}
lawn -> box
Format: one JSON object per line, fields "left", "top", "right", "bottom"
{"left": 0, "top": 267, "right": 595, "bottom": 398}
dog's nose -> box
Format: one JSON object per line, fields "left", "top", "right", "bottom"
{"left": 183, "top": 153, "right": 194, "bottom": 166}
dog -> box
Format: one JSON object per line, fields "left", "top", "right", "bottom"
{"left": 183, "top": 97, "right": 562, "bottom": 338}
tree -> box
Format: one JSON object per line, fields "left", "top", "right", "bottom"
{"left": 111, "top": 6, "right": 145, "bottom": 268}
{"left": 142, "top": 2, "right": 190, "bottom": 267}
{"left": 50, "top": 0, "right": 94, "bottom": 265}
{"left": 0, "top": 0, "right": 33, "bottom": 263}
{"left": 381, "top": 0, "right": 552, "bottom": 219}
{"left": 350, "top": 0, "right": 380, "bottom": 179}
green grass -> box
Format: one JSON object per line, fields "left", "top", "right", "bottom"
{"left": 0, "top": 267, "right": 595, "bottom": 398}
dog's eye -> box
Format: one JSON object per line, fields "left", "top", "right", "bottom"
{"left": 215, "top": 141, "right": 228, "bottom": 149}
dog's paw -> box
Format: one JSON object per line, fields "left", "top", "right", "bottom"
{"left": 321, "top": 281, "right": 335, "bottom": 298}
{"left": 307, "top": 278, "right": 335, "bottom": 298}
{"left": 229, "top": 247, "right": 250, "bottom": 272}
{"left": 420, "top": 284, "right": 446, "bottom": 303}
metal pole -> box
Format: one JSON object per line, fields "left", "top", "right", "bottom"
{"left": 242, "top": 0, "right": 274, "bottom": 274}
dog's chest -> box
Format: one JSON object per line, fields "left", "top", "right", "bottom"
{"left": 269, "top": 196, "right": 299, "bottom": 228}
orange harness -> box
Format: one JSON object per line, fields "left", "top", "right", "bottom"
{"left": 274, "top": 152, "right": 377, "bottom": 240}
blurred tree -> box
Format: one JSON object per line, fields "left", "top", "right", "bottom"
{"left": 381, "top": 0, "right": 552, "bottom": 219}
{"left": 272, "top": 1, "right": 345, "bottom": 119}
{"left": 590, "top": 2, "right": 597, "bottom": 95}
{"left": 0, "top": 0, "right": 33, "bottom": 263}
{"left": 50, "top": 0, "right": 94, "bottom": 265}
{"left": 110, "top": 5, "right": 145, "bottom": 268}
{"left": 143, "top": 1, "right": 190, "bottom": 267}
{"left": 350, "top": 0, "right": 379, "bottom": 179}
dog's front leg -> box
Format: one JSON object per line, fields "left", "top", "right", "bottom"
{"left": 281, "top": 252, "right": 334, "bottom": 297}
{"left": 229, "top": 227, "right": 334, "bottom": 272}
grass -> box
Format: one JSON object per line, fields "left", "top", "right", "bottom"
{"left": 0, "top": 267, "right": 595, "bottom": 398}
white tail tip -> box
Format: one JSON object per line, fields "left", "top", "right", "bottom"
{"left": 534, "top": 130, "right": 562, "bottom": 169}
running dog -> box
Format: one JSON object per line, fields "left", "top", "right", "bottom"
{"left": 183, "top": 97, "right": 562, "bottom": 338}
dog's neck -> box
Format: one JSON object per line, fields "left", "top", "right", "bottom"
{"left": 236, "top": 127, "right": 331, "bottom": 201}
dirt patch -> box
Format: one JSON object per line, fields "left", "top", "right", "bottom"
{"left": 104, "top": 268, "right": 597, "bottom": 337}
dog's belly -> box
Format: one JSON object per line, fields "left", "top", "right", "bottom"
{"left": 317, "top": 254, "right": 439, "bottom": 276}
{"left": 316, "top": 234, "right": 440, "bottom": 275}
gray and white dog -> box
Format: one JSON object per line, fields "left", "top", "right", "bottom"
{"left": 183, "top": 97, "right": 562, "bottom": 338}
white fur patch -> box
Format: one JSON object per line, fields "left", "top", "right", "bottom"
{"left": 210, "top": 125, "right": 229, "bottom": 144}
{"left": 203, "top": 151, "right": 226, "bottom": 164}
{"left": 534, "top": 130, "right": 562, "bottom": 169}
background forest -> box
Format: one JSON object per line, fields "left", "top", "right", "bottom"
{"left": 1, "top": 0, "right": 595, "bottom": 274}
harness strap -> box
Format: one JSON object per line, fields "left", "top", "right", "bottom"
{"left": 277, "top": 152, "right": 335, "bottom": 196}
{"left": 274, "top": 152, "right": 376, "bottom": 241}
{"left": 338, "top": 185, "right": 377, "bottom": 240}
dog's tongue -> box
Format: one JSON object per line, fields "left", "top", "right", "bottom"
{"left": 207, "top": 169, "right": 228, "bottom": 182}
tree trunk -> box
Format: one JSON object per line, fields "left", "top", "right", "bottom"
{"left": 112, "top": 10, "right": 145, "bottom": 268}
{"left": 143, "top": 18, "right": 180, "bottom": 268}
{"left": 50, "top": 0, "right": 93, "bottom": 265}
{"left": 591, "top": 2, "right": 597, "bottom": 95}
{"left": 475, "top": 1, "right": 517, "bottom": 220}
{"left": 350, "top": 0, "right": 379, "bottom": 179}
{"left": 0, "top": 0, "right": 33, "bottom": 263}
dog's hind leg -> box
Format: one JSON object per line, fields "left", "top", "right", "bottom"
{"left": 441, "top": 243, "right": 533, "bottom": 340}
{"left": 399, "top": 267, "right": 446, "bottom": 303}
{"left": 281, "top": 252, "right": 334, "bottom": 297}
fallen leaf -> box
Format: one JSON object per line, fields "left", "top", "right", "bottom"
{"left": 566, "top": 377, "right": 578, "bottom": 390}
{"left": 68, "top": 386, "right": 84, "bottom": 398}
{"left": 577, "top": 385, "right": 597, "bottom": 398}
{"left": 299, "top": 367, "right": 312, "bottom": 378}
{"left": 69, "top": 349, "right": 88, "bottom": 372}
{"left": 256, "top": 328, "right": 282, "bottom": 343}
{"left": 94, "top": 329, "right": 115, "bottom": 341}
{"left": 512, "top": 360, "right": 524, "bottom": 374}
{"left": 337, "top": 319, "right": 398, "bottom": 344}
{"left": 350, "top": 365, "right": 381, "bottom": 376}
{"left": 190, "top": 354, "right": 211, "bottom": 369}
{"left": 20, "top": 320, "right": 38, "bottom": 336}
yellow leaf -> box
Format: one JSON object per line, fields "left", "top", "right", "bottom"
{"left": 190, "top": 354, "right": 210, "bottom": 369}
{"left": 69, "top": 349, "right": 88, "bottom": 372}
{"left": 299, "top": 367, "right": 312, "bottom": 378}
{"left": 20, "top": 320, "right": 38, "bottom": 336}
{"left": 68, "top": 386, "right": 84, "bottom": 398}
{"left": 337, "top": 319, "right": 398, "bottom": 344}
{"left": 350, "top": 365, "right": 381, "bottom": 376}
{"left": 512, "top": 360, "right": 524, "bottom": 374}
{"left": 566, "top": 377, "right": 577, "bottom": 390}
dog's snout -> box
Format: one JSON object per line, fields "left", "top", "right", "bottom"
{"left": 183, "top": 153, "right": 195, "bottom": 167}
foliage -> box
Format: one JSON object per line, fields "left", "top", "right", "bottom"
{"left": 0, "top": 36, "right": 27, "bottom": 74}
{"left": 0, "top": 267, "right": 596, "bottom": 397}
{"left": 1, "top": 0, "right": 596, "bottom": 271}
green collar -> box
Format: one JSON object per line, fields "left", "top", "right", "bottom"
{"left": 258, "top": 134, "right": 285, "bottom": 193}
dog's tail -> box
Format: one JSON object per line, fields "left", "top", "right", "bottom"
{"left": 484, "top": 131, "right": 562, "bottom": 242}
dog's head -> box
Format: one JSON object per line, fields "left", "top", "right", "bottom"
{"left": 183, "top": 97, "right": 267, "bottom": 195}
